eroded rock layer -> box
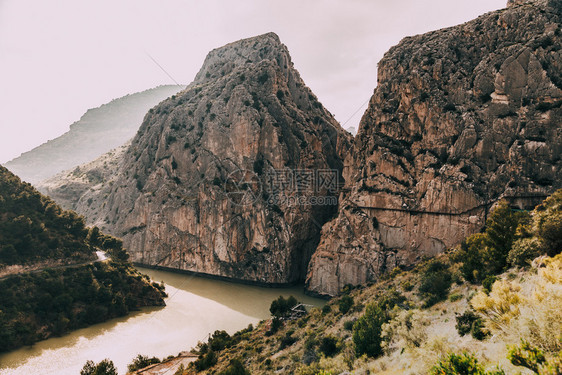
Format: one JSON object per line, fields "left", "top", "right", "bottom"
{"left": 306, "top": 0, "right": 562, "bottom": 296}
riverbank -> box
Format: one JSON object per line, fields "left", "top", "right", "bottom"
{"left": 0, "top": 267, "right": 325, "bottom": 375}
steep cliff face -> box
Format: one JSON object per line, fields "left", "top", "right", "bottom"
{"left": 307, "top": 0, "right": 562, "bottom": 296}
{"left": 74, "top": 33, "right": 351, "bottom": 284}
{"left": 4, "top": 85, "right": 181, "bottom": 184}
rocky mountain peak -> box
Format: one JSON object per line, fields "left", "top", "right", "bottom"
{"left": 193, "top": 32, "right": 291, "bottom": 85}
{"left": 57, "top": 34, "right": 351, "bottom": 285}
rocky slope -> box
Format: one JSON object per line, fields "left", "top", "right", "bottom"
{"left": 37, "top": 141, "right": 130, "bottom": 213}
{"left": 4, "top": 85, "right": 181, "bottom": 184}
{"left": 306, "top": 0, "right": 562, "bottom": 296}
{"left": 62, "top": 33, "right": 351, "bottom": 285}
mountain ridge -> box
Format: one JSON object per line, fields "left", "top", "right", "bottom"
{"left": 4, "top": 85, "right": 183, "bottom": 184}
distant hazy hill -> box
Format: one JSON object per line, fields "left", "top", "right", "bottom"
{"left": 3, "top": 85, "right": 183, "bottom": 184}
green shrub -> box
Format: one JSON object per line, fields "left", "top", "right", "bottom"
{"left": 507, "top": 237, "right": 543, "bottom": 267}
{"left": 279, "top": 332, "right": 297, "bottom": 350}
{"left": 508, "top": 340, "right": 547, "bottom": 374}
{"left": 218, "top": 359, "right": 250, "bottom": 375}
{"left": 419, "top": 260, "right": 453, "bottom": 307}
{"left": 266, "top": 317, "right": 282, "bottom": 336}
{"left": 402, "top": 280, "right": 414, "bottom": 291}
{"left": 127, "top": 354, "right": 160, "bottom": 372}
{"left": 322, "top": 304, "right": 331, "bottom": 315}
{"left": 485, "top": 201, "right": 527, "bottom": 274}
{"left": 453, "top": 201, "right": 531, "bottom": 282}
{"left": 318, "top": 336, "right": 339, "bottom": 357}
{"left": 269, "top": 295, "right": 299, "bottom": 318}
{"left": 454, "top": 233, "right": 489, "bottom": 283}
{"left": 343, "top": 320, "right": 355, "bottom": 331}
{"left": 482, "top": 275, "right": 497, "bottom": 295}
{"left": 449, "top": 293, "right": 463, "bottom": 302}
{"left": 430, "top": 352, "right": 504, "bottom": 375}
{"left": 338, "top": 295, "right": 354, "bottom": 314}
{"left": 538, "top": 214, "right": 562, "bottom": 256}
{"left": 534, "top": 189, "right": 562, "bottom": 257}
{"left": 353, "top": 302, "right": 387, "bottom": 358}
{"left": 208, "top": 330, "right": 232, "bottom": 352}
{"left": 80, "top": 359, "right": 118, "bottom": 375}
{"left": 194, "top": 350, "right": 217, "bottom": 371}
{"left": 455, "top": 310, "right": 489, "bottom": 341}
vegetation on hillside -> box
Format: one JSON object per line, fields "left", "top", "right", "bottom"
{"left": 0, "top": 166, "right": 92, "bottom": 266}
{"left": 161, "top": 190, "right": 562, "bottom": 374}
{"left": 80, "top": 359, "right": 118, "bottom": 375}
{"left": 0, "top": 166, "right": 166, "bottom": 352}
{"left": 127, "top": 354, "right": 162, "bottom": 373}
{"left": 0, "top": 261, "right": 165, "bottom": 352}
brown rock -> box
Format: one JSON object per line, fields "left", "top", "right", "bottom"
{"left": 306, "top": 0, "right": 562, "bottom": 296}
{"left": 49, "top": 33, "right": 351, "bottom": 285}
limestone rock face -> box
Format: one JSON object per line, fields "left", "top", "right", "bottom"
{"left": 37, "top": 142, "right": 129, "bottom": 215}
{"left": 306, "top": 0, "right": 562, "bottom": 296}
{"left": 67, "top": 33, "right": 351, "bottom": 284}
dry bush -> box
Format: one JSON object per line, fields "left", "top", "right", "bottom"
{"left": 382, "top": 308, "right": 430, "bottom": 352}
{"left": 471, "top": 279, "right": 522, "bottom": 333}
{"left": 472, "top": 255, "right": 562, "bottom": 354}
{"left": 513, "top": 255, "right": 562, "bottom": 353}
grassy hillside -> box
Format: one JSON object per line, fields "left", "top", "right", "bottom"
{"left": 167, "top": 190, "right": 561, "bottom": 375}
{"left": 0, "top": 166, "right": 166, "bottom": 352}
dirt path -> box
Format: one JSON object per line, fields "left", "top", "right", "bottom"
{"left": 0, "top": 251, "right": 109, "bottom": 281}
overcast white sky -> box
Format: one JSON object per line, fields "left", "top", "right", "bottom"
{"left": 0, "top": 0, "right": 507, "bottom": 164}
